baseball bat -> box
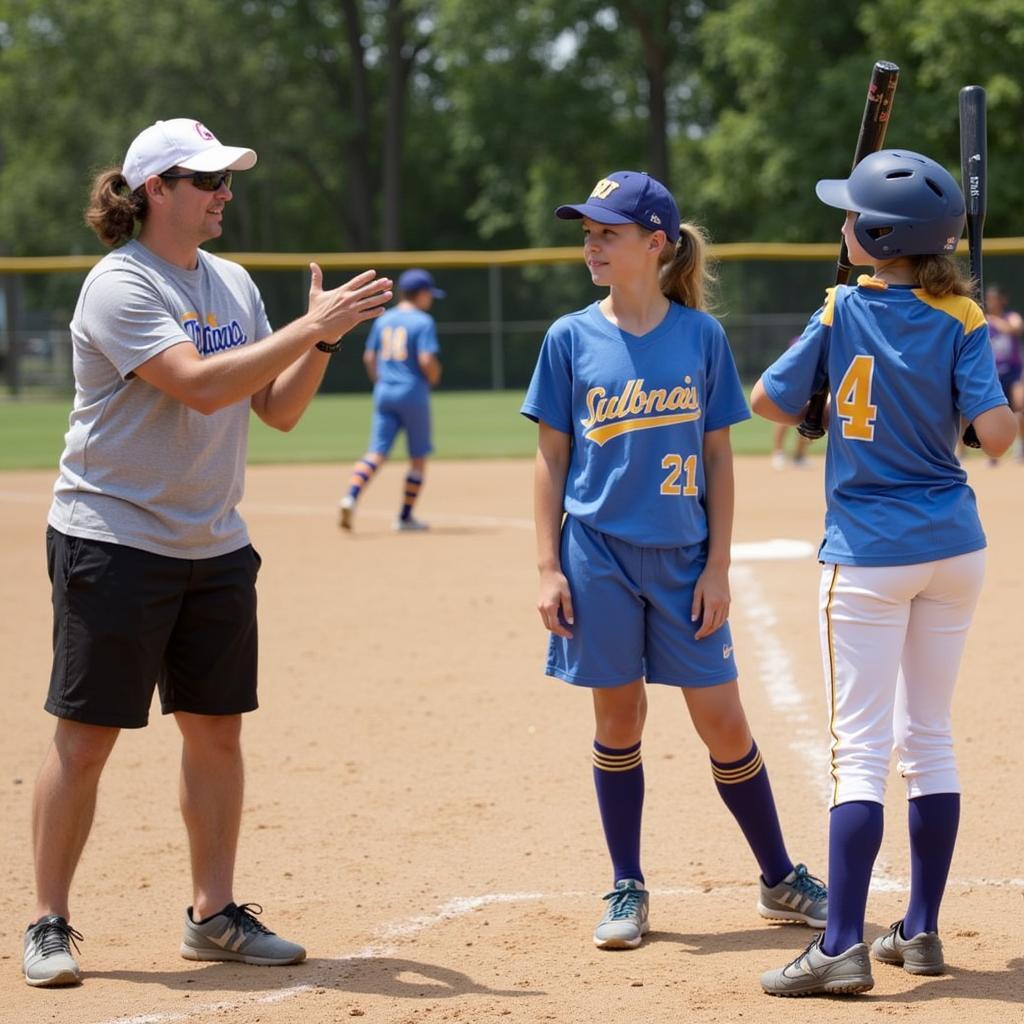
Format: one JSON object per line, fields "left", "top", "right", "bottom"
{"left": 959, "top": 84, "right": 987, "bottom": 450}
{"left": 797, "top": 61, "right": 900, "bottom": 440}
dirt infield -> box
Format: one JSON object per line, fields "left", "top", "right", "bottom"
{"left": 1, "top": 456, "right": 1021, "bottom": 1024}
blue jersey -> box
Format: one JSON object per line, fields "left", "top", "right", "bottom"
{"left": 365, "top": 307, "right": 439, "bottom": 399}
{"left": 762, "top": 277, "right": 1007, "bottom": 567}
{"left": 521, "top": 301, "right": 750, "bottom": 548}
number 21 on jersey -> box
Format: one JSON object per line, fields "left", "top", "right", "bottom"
{"left": 660, "top": 453, "right": 699, "bottom": 496}
{"left": 836, "top": 355, "right": 877, "bottom": 441}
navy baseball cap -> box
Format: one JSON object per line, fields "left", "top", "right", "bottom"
{"left": 397, "top": 268, "right": 446, "bottom": 298}
{"left": 555, "top": 171, "right": 680, "bottom": 242}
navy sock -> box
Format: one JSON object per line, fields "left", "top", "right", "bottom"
{"left": 822, "top": 800, "right": 884, "bottom": 956}
{"left": 710, "top": 742, "right": 792, "bottom": 887}
{"left": 903, "top": 792, "right": 960, "bottom": 936}
{"left": 593, "top": 741, "right": 644, "bottom": 885}
{"left": 400, "top": 472, "right": 423, "bottom": 521}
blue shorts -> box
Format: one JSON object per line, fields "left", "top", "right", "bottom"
{"left": 369, "top": 392, "right": 433, "bottom": 458}
{"left": 546, "top": 516, "right": 739, "bottom": 689}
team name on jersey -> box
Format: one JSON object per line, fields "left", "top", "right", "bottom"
{"left": 182, "top": 312, "right": 248, "bottom": 356}
{"left": 580, "top": 377, "right": 701, "bottom": 445}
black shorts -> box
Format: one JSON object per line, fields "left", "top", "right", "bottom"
{"left": 46, "top": 527, "right": 261, "bottom": 729}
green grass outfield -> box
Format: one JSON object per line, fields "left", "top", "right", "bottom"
{"left": 0, "top": 390, "right": 782, "bottom": 471}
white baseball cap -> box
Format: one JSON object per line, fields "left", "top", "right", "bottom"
{"left": 122, "top": 118, "right": 257, "bottom": 191}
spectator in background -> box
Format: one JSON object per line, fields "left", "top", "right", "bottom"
{"left": 985, "top": 284, "right": 1023, "bottom": 462}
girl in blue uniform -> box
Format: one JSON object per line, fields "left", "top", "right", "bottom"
{"left": 754, "top": 150, "right": 1016, "bottom": 996}
{"left": 523, "top": 171, "right": 827, "bottom": 950}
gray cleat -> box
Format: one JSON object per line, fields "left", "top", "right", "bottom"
{"left": 871, "top": 920, "right": 945, "bottom": 975}
{"left": 393, "top": 516, "right": 429, "bottom": 532}
{"left": 758, "top": 863, "right": 828, "bottom": 928}
{"left": 23, "top": 915, "right": 82, "bottom": 987}
{"left": 593, "top": 879, "right": 650, "bottom": 950}
{"left": 761, "top": 934, "right": 874, "bottom": 996}
{"left": 181, "top": 902, "right": 305, "bottom": 966}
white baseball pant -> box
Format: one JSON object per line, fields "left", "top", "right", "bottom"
{"left": 819, "top": 550, "right": 986, "bottom": 807}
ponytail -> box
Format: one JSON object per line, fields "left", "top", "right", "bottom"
{"left": 912, "top": 254, "right": 974, "bottom": 298}
{"left": 84, "top": 168, "right": 147, "bottom": 248}
{"left": 658, "top": 221, "right": 715, "bottom": 312}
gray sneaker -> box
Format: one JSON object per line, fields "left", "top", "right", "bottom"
{"left": 393, "top": 516, "right": 429, "bottom": 532}
{"left": 181, "top": 902, "right": 305, "bottom": 966}
{"left": 761, "top": 934, "right": 874, "bottom": 996}
{"left": 871, "top": 920, "right": 945, "bottom": 975}
{"left": 23, "top": 915, "right": 82, "bottom": 987}
{"left": 758, "top": 863, "right": 828, "bottom": 928}
{"left": 593, "top": 879, "right": 650, "bottom": 949}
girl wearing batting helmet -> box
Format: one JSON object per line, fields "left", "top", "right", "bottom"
{"left": 522, "top": 171, "right": 828, "bottom": 950}
{"left": 754, "top": 150, "right": 1017, "bottom": 996}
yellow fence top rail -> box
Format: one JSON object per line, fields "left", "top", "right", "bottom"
{"left": 3, "top": 239, "right": 1024, "bottom": 274}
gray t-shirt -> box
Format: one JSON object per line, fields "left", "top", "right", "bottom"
{"left": 48, "top": 240, "right": 272, "bottom": 558}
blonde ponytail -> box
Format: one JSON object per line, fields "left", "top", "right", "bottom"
{"left": 84, "top": 168, "right": 147, "bottom": 248}
{"left": 658, "top": 222, "right": 716, "bottom": 312}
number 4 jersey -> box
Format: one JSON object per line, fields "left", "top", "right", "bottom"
{"left": 521, "top": 301, "right": 750, "bottom": 548}
{"left": 762, "top": 277, "right": 1008, "bottom": 567}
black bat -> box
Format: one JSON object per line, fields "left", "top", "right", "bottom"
{"left": 959, "top": 85, "right": 987, "bottom": 450}
{"left": 797, "top": 61, "right": 900, "bottom": 441}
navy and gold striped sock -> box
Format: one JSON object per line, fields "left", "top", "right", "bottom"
{"left": 593, "top": 740, "right": 644, "bottom": 885}
{"left": 347, "top": 457, "right": 380, "bottom": 501}
{"left": 711, "top": 741, "right": 792, "bottom": 888}
{"left": 399, "top": 472, "right": 424, "bottom": 521}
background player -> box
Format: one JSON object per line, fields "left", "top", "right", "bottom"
{"left": 339, "top": 268, "right": 443, "bottom": 532}
{"left": 771, "top": 425, "right": 810, "bottom": 469}
{"left": 752, "top": 150, "right": 1016, "bottom": 996}
{"left": 984, "top": 283, "right": 1023, "bottom": 462}
{"left": 523, "top": 170, "right": 828, "bottom": 951}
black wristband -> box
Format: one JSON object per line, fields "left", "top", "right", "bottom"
{"left": 315, "top": 339, "right": 342, "bottom": 353}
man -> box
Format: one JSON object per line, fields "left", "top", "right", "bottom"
{"left": 23, "top": 118, "right": 391, "bottom": 987}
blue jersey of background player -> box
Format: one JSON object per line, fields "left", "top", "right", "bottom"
{"left": 753, "top": 150, "right": 1016, "bottom": 997}
{"left": 339, "top": 268, "right": 443, "bottom": 532}
{"left": 523, "top": 170, "right": 828, "bottom": 952}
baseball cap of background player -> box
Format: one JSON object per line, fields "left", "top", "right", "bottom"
{"left": 122, "top": 119, "right": 257, "bottom": 191}
{"left": 397, "top": 268, "right": 447, "bottom": 298}
{"left": 555, "top": 170, "right": 681, "bottom": 243}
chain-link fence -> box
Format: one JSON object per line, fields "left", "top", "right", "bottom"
{"left": 4, "top": 243, "right": 1024, "bottom": 396}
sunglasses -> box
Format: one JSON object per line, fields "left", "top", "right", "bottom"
{"left": 159, "top": 169, "right": 233, "bottom": 192}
